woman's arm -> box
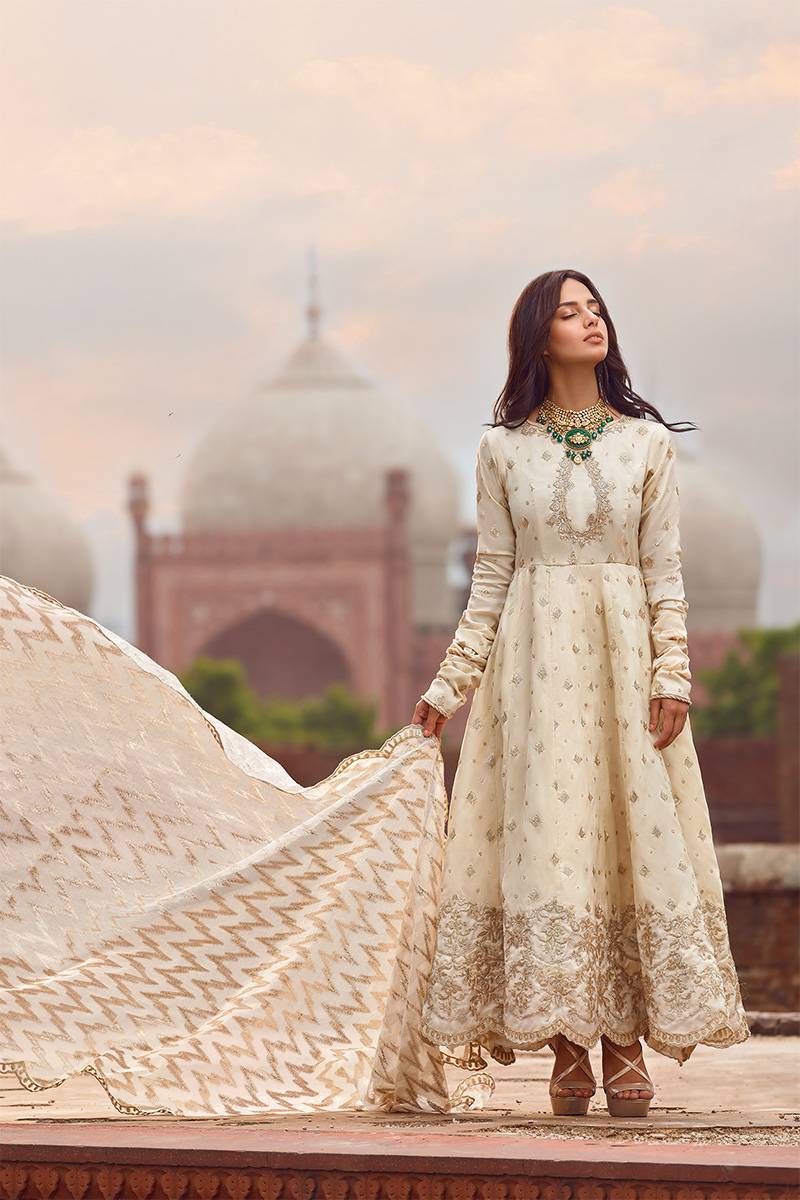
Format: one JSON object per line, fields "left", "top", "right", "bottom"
{"left": 638, "top": 423, "right": 693, "bottom": 707}
{"left": 419, "top": 429, "right": 517, "bottom": 720}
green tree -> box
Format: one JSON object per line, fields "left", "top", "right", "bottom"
{"left": 284, "top": 684, "right": 381, "bottom": 750}
{"left": 691, "top": 624, "right": 800, "bottom": 738}
{"left": 179, "top": 657, "right": 393, "bottom": 751}
{"left": 257, "top": 696, "right": 305, "bottom": 746}
{"left": 178, "top": 656, "right": 264, "bottom": 741}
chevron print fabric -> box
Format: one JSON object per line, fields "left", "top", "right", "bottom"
{"left": 0, "top": 575, "right": 493, "bottom": 1115}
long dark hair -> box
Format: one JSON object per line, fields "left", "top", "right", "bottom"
{"left": 489, "top": 269, "right": 698, "bottom": 434}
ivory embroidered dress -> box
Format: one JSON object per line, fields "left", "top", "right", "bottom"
{"left": 418, "top": 410, "right": 750, "bottom": 1064}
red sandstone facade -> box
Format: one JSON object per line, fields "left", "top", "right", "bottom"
{"left": 128, "top": 467, "right": 463, "bottom": 731}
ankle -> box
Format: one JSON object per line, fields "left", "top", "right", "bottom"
{"left": 554, "top": 1032, "right": 580, "bottom": 1050}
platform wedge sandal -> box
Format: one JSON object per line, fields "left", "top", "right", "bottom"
{"left": 602, "top": 1041, "right": 655, "bottom": 1118}
{"left": 548, "top": 1035, "right": 597, "bottom": 1116}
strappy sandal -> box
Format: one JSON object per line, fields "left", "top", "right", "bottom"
{"left": 602, "top": 1040, "right": 655, "bottom": 1118}
{"left": 548, "top": 1035, "right": 597, "bottom": 1116}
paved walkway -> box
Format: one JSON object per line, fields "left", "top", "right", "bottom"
{"left": 2, "top": 1036, "right": 799, "bottom": 1147}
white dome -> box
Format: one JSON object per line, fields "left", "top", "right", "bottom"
{"left": 179, "top": 332, "right": 462, "bottom": 625}
{"left": 0, "top": 449, "right": 94, "bottom": 611}
{"left": 674, "top": 441, "right": 761, "bottom": 631}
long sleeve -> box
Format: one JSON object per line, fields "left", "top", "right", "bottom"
{"left": 638, "top": 423, "right": 693, "bottom": 706}
{"left": 420, "top": 429, "right": 517, "bottom": 719}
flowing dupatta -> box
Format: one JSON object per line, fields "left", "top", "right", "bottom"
{"left": 0, "top": 575, "right": 495, "bottom": 1115}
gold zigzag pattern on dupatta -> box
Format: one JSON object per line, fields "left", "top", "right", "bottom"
{"left": 0, "top": 575, "right": 495, "bottom": 1116}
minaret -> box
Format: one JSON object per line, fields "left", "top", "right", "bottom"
{"left": 127, "top": 472, "right": 153, "bottom": 652}
{"left": 306, "top": 243, "right": 321, "bottom": 340}
{"left": 384, "top": 468, "right": 413, "bottom": 726}
{"left": 128, "top": 472, "right": 149, "bottom": 544}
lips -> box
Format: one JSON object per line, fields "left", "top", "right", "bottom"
{"left": 584, "top": 333, "right": 604, "bottom": 343}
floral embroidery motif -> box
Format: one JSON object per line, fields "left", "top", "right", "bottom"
{"left": 546, "top": 455, "right": 615, "bottom": 548}
{"left": 420, "top": 892, "right": 749, "bottom": 1063}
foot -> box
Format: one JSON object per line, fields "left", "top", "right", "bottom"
{"left": 601, "top": 1035, "right": 654, "bottom": 1100}
{"left": 549, "top": 1033, "right": 596, "bottom": 1098}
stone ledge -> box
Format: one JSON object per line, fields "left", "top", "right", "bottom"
{"left": 0, "top": 1142, "right": 798, "bottom": 1200}
{"left": 716, "top": 843, "right": 800, "bottom": 891}
{"left": 747, "top": 1011, "right": 800, "bottom": 1036}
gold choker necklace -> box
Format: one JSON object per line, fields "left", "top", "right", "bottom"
{"left": 535, "top": 397, "right": 617, "bottom": 463}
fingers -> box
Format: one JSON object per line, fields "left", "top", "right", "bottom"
{"left": 651, "top": 698, "right": 688, "bottom": 750}
{"left": 411, "top": 699, "right": 445, "bottom": 738}
{"left": 648, "top": 698, "right": 660, "bottom": 734}
{"left": 653, "top": 708, "right": 677, "bottom": 750}
{"left": 424, "top": 704, "right": 444, "bottom": 738}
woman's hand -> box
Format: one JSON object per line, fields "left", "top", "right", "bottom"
{"left": 412, "top": 698, "right": 447, "bottom": 740}
{"left": 649, "top": 697, "right": 689, "bottom": 750}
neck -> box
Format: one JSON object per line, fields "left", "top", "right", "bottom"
{"left": 544, "top": 393, "right": 602, "bottom": 412}
{"left": 542, "top": 367, "right": 602, "bottom": 411}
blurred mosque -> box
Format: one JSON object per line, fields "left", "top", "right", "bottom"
{"left": 0, "top": 448, "right": 94, "bottom": 612}
{"left": 126, "top": 273, "right": 464, "bottom": 730}
{"left": 0, "top": 272, "right": 763, "bottom": 732}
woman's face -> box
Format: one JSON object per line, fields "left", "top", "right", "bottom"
{"left": 545, "top": 280, "right": 608, "bottom": 365}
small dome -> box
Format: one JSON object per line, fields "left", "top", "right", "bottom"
{"left": 0, "top": 449, "right": 94, "bottom": 611}
{"left": 179, "top": 332, "right": 462, "bottom": 625}
{"left": 675, "top": 441, "right": 761, "bottom": 631}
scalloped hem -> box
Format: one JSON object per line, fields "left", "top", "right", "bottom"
{"left": 419, "top": 1011, "right": 752, "bottom": 1068}
{"left": 0, "top": 1059, "right": 175, "bottom": 1116}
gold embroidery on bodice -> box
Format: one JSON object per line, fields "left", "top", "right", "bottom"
{"left": 546, "top": 454, "right": 614, "bottom": 548}
{"left": 520, "top": 409, "right": 633, "bottom": 549}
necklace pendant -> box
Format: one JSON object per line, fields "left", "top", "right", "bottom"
{"left": 559, "top": 424, "right": 593, "bottom": 463}
{"left": 564, "top": 426, "right": 591, "bottom": 449}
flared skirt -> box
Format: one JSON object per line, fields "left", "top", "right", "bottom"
{"left": 419, "top": 562, "right": 750, "bottom": 1064}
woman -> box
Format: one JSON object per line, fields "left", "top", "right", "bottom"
{"left": 0, "top": 269, "right": 748, "bottom": 1121}
{"left": 412, "top": 269, "right": 750, "bottom": 1118}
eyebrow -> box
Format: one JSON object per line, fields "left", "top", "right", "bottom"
{"left": 557, "top": 299, "right": 601, "bottom": 309}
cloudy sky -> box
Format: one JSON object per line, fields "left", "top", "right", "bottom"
{"left": 1, "top": 0, "right": 798, "bottom": 635}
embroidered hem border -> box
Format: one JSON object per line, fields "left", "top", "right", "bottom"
{"left": 419, "top": 1011, "right": 751, "bottom": 1067}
